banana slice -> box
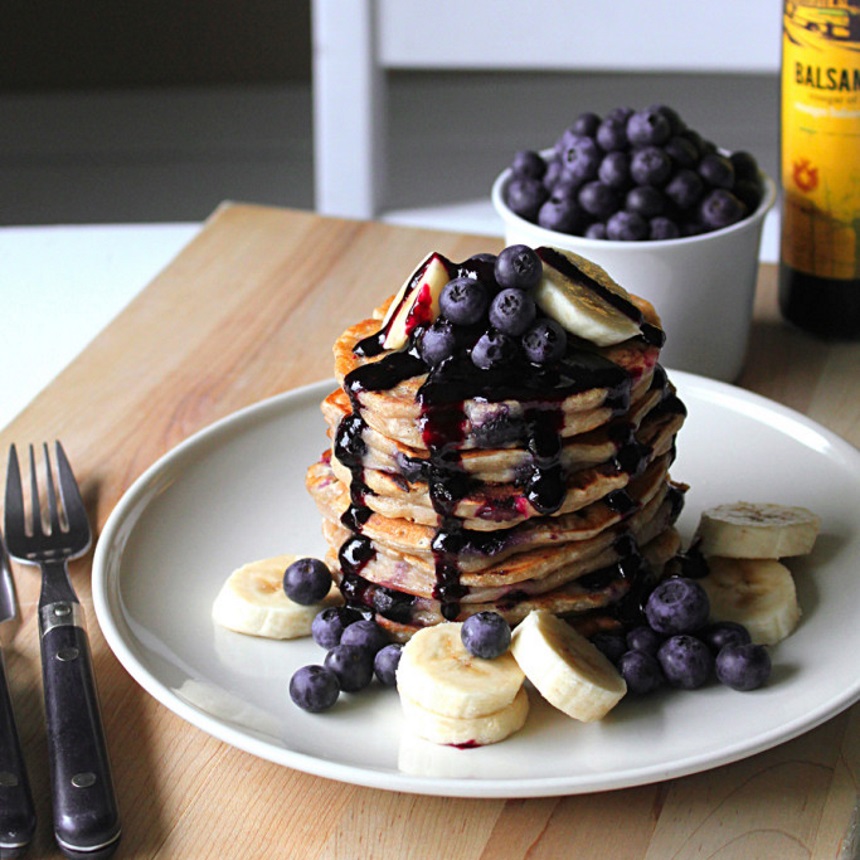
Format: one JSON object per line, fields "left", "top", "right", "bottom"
{"left": 212, "top": 554, "right": 342, "bottom": 639}
{"left": 395, "top": 622, "right": 525, "bottom": 719}
{"left": 696, "top": 502, "right": 820, "bottom": 559}
{"left": 534, "top": 246, "right": 645, "bottom": 346}
{"left": 510, "top": 609, "right": 626, "bottom": 722}
{"left": 381, "top": 252, "right": 452, "bottom": 350}
{"left": 699, "top": 556, "right": 801, "bottom": 645}
{"left": 399, "top": 686, "right": 529, "bottom": 747}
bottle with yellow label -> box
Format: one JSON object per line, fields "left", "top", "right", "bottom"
{"left": 779, "top": 0, "right": 860, "bottom": 338}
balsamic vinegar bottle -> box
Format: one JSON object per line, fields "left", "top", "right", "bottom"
{"left": 778, "top": 1, "right": 860, "bottom": 338}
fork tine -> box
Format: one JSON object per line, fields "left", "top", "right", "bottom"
{"left": 3, "top": 444, "right": 26, "bottom": 539}
{"left": 27, "top": 444, "right": 42, "bottom": 537}
{"left": 55, "top": 441, "right": 89, "bottom": 537}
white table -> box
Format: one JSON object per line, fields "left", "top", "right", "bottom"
{"left": 1, "top": 209, "right": 779, "bottom": 431}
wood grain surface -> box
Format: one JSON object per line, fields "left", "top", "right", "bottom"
{"left": 2, "top": 204, "right": 859, "bottom": 859}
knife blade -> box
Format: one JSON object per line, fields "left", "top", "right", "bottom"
{"left": 0, "top": 532, "right": 36, "bottom": 858}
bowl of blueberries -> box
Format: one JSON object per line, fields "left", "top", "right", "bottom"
{"left": 491, "top": 105, "right": 776, "bottom": 382}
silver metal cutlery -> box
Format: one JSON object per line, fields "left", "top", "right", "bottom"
{"left": 4, "top": 442, "right": 120, "bottom": 859}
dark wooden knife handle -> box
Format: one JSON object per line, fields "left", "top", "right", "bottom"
{"left": 41, "top": 612, "right": 121, "bottom": 859}
{"left": 0, "top": 651, "right": 36, "bottom": 859}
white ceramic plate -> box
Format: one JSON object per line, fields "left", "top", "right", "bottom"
{"left": 93, "top": 373, "right": 860, "bottom": 798}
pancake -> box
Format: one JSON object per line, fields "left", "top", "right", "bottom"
{"left": 304, "top": 245, "right": 688, "bottom": 639}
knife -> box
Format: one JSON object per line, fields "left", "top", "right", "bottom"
{"left": 0, "top": 532, "right": 36, "bottom": 859}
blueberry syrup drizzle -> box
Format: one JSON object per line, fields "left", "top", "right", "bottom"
{"left": 334, "top": 251, "right": 677, "bottom": 625}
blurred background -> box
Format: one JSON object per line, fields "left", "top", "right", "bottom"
{"left": 0, "top": 0, "right": 780, "bottom": 232}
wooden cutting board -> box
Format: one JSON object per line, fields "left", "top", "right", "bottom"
{"left": 3, "top": 203, "right": 859, "bottom": 859}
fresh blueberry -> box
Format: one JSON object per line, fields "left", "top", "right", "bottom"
{"left": 699, "top": 190, "right": 747, "bottom": 229}
{"left": 625, "top": 185, "right": 665, "bottom": 218}
{"left": 505, "top": 176, "right": 548, "bottom": 220}
{"left": 730, "top": 150, "right": 760, "bottom": 182}
{"left": 311, "top": 605, "right": 362, "bottom": 650}
{"left": 584, "top": 222, "right": 607, "bottom": 240}
{"left": 439, "top": 277, "right": 489, "bottom": 326}
{"left": 461, "top": 611, "right": 511, "bottom": 659}
{"left": 489, "top": 288, "right": 537, "bottom": 336}
{"left": 590, "top": 631, "right": 627, "bottom": 665}
{"left": 626, "top": 624, "right": 664, "bottom": 656}
{"left": 522, "top": 318, "right": 567, "bottom": 364}
{"left": 283, "top": 557, "right": 332, "bottom": 605}
{"left": 649, "top": 216, "right": 680, "bottom": 241}
{"left": 579, "top": 180, "right": 619, "bottom": 219}
{"left": 471, "top": 330, "right": 517, "bottom": 370}
{"left": 570, "top": 111, "right": 601, "bottom": 136}
{"left": 734, "top": 178, "right": 763, "bottom": 213}
{"left": 649, "top": 103, "right": 685, "bottom": 135}
{"left": 494, "top": 245, "right": 542, "bottom": 291}
{"left": 630, "top": 146, "right": 672, "bottom": 186}
{"left": 657, "top": 635, "right": 714, "bottom": 689}
{"left": 699, "top": 621, "right": 751, "bottom": 654}
{"left": 559, "top": 134, "right": 601, "bottom": 182}
{"left": 715, "top": 642, "right": 772, "bottom": 691}
{"left": 596, "top": 116, "right": 628, "bottom": 152}
{"left": 289, "top": 665, "right": 339, "bottom": 712}
{"left": 420, "top": 319, "right": 457, "bottom": 365}
{"left": 619, "top": 650, "right": 665, "bottom": 695}
{"left": 626, "top": 108, "right": 672, "bottom": 147}
{"left": 598, "top": 150, "right": 631, "bottom": 189}
{"left": 698, "top": 152, "right": 735, "bottom": 189}
{"left": 511, "top": 149, "right": 547, "bottom": 180}
{"left": 664, "top": 135, "right": 700, "bottom": 168}
{"left": 340, "top": 618, "right": 389, "bottom": 656}
{"left": 542, "top": 157, "right": 565, "bottom": 189}
{"left": 665, "top": 168, "right": 705, "bottom": 210}
{"left": 645, "top": 577, "right": 710, "bottom": 635}
{"left": 324, "top": 644, "right": 375, "bottom": 693}
{"left": 606, "top": 210, "right": 649, "bottom": 241}
{"left": 538, "top": 196, "right": 589, "bottom": 234}
{"left": 373, "top": 643, "right": 403, "bottom": 687}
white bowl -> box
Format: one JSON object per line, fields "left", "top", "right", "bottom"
{"left": 491, "top": 164, "right": 777, "bottom": 382}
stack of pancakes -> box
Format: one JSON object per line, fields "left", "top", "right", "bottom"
{"left": 306, "top": 249, "right": 687, "bottom": 641}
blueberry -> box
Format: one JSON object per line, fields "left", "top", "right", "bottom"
{"left": 619, "top": 649, "right": 665, "bottom": 694}
{"left": 570, "top": 111, "right": 601, "bottom": 136}
{"left": 522, "top": 318, "right": 567, "bottom": 364}
{"left": 373, "top": 642, "right": 403, "bottom": 687}
{"left": 489, "top": 288, "right": 537, "bottom": 336}
{"left": 626, "top": 108, "right": 672, "bottom": 147}
{"left": 471, "top": 330, "right": 517, "bottom": 370}
{"left": 664, "top": 135, "right": 700, "bottom": 168}
{"left": 578, "top": 180, "right": 619, "bottom": 219}
{"left": 590, "top": 631, "right": 627, "bottom": 665}
{"left": 734, "top": 178, "right": 763, "bottom": 213}
{"left": 596, "top": 116, "right": 628, "bottom": 152}
{"left": 625, "top": 185, "right": 665, "bottom": 218}
{"left": 649, "top": 216, "right": 680, "bottom": 241}
{"left": 311, "top": 605, "right": 362, "bottom": 649}
{"left": 730, "top": 150, "right": 760, "bottom": 182}
{"left": 665, "top": 168, "right": 705, "bottom": 210}
{"left": 283, "top": 557, "right": 332, "bottom": 605}
{"left": 324, "top": 644, "right": 374, "bottom": 693}
{"left": 537, "top": 196, "right": 589, "bottom": 234}
{"left": 542, "top": 157, "right": 565, "bottom": 189}
{"left": 439, "top": 277, "right": 489, "bottom": 326}
{"left": 559, "top": 134, "right": 601, "bottom": 182}
{"left": 626, "top": 624, "right": 664, "bottom": 656}
{"left": 645, "top": 577, "right": 710, "bottom": 635}
{"left": 699, "top": 621, "right": 751, "bottom": 654}
{"left": 630, "top": 146, "right": 672, "bottom": 187}
{"left": 699, "top": 190, "right": 747, "bottom": 229}
{"left": 698, "top": 152, "right": 735, "bottom": 189}
{"left": 505, "top": 176, "right": 548, "bottom": 220}
{"left": 649, "top": 103, "right": 685, "bottom": 135}
{"left": 494, "top": 245, "right": 542, "bottom": 291}
{"left": 420, "top": 319, "right": 457, "bottom": 365}
{"left": 606, "top": 210, "right": 648, "bottom": 241}
{"left": 289, "top": 665, "right": 339, "bottom": 712}
{"left": 511, "top": 149, "right": 547, "bottom": 180}
{"left": 715, "top": 642, "right": 772, "bottom": 691}
{"left": 598, "top": 150, "right": 631, "bottom": 189}
{"left": 461, "top": 612, "right": 511, "bottom": 659}
{"left": 340, "top": 618, "right": 389, "bottom": 656}
{"left": 584, "top": 222, "right": 607, "bottom": 240}
{"left": 657, "top": 634, "right": 714, "bottom": 689}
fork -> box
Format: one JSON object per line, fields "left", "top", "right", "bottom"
{"left": 4, "top": 442, "right": 120, "bottom": 859}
